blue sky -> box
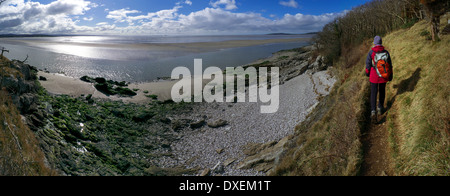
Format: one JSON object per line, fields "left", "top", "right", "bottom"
{"left": 0, "top": 0, "right": 371, "bottom": 35}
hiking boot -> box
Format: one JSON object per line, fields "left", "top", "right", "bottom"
{"left": 371, "top": 110, "right": 377, "bottom": 124}
{"left": 377, "top": 106, "right": 385, "bottom": 115}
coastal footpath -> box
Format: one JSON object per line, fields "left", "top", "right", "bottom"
{"left": 272, "top": 19, "right": 449, "bottom": 176}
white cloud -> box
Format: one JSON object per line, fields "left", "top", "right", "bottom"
{"left": 46, "top": 0, "right": 92, "bottom": 15}
{"left": 280, "top": 0, "right": 299, "bottom": 8}
{"left": 83, "top": 16, "right": 93, "bottom": 21}
{"left": 118, "top": 7, "right": 343, "bottom": 35}
{"left": 184, "top": 0, "right": 192, "bottom": 6}
{"left": 106, "top": 8, "right": 141, "bottom": 23}
{"left": 210, "top": 0, "right": 238, "bottom": 10}
{"left": 96, "top": 22, "right": 116, "bottom": 31}
{"left": 106, "top": 6, "right": 181, "bottom": 25}
{"left": 0, "top": 0, "right": 96, "bottom": 34}
{"left": 177, "top": 8, "right": 268, "bottom": 32}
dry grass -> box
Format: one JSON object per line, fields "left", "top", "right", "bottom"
{"left": 383, "top": 18, "right": 449, "bottom": 176}
{"left": 0, "top": 89, "right": 56, "bottom": 175}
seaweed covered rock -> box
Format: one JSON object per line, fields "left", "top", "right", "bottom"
{"left": 80, "top": 76, "right": 136, "bottom": 97}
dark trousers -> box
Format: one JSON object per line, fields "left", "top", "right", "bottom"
{"left": 370, "top": 82, "right": 386, "bottom": 112}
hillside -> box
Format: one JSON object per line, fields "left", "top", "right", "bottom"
{"left": 272, "top": 18, "right": 449, "bottom": 176}
{"left": 0, "top": 56, "right": 55, "bottom": 175}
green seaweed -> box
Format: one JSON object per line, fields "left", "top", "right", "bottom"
{"left": 36, "top": 90, "right": 193, "bottom": 176}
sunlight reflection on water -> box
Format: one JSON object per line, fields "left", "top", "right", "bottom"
{"left": 0, "top": 35, "right": 312, "bottom": 82}
{"left": 46, "top": 44, "right": 106, "bottom": 60}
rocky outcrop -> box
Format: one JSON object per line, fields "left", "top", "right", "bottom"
{"left": 237, "top": 136, "right": 292, "bottom": 173}
{"left": 1, "top": 60, "right": 44, "bottom": 131}
{"left": 309, "top": 55, "right": 329, "bottom": 72}
{"left": 248, "top": 46, "right": 331, "bottom": 86}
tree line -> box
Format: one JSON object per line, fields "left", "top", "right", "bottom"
{"left": 314, "top": 0, "right": 449, "bottom": 64}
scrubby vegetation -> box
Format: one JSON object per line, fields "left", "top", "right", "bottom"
{"left": 314, "top": 0, "right": 442, "bottom": 65}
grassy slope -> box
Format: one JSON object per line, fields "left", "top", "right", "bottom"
{"left": 384, "top": 19, "right": 449, "bottom": 175}
{"left": 272, "top": 19, "right": 449, "bottom": 176}
{"left": 0, "top": 57, "right": 55, "bottom": 176}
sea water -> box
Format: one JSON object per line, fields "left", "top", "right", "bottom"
{"left": 0, "top": 34, "right": 312, "bottom": 82}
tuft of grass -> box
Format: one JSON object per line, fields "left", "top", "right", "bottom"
{"left": 146, "top": 94, "right": 158, "bottom": 100}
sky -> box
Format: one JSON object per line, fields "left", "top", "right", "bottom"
{"left": 0, "top": 0, "right": 372, "bottom": 35}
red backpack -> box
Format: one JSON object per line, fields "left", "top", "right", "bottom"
{"left": 372, "top": 51, "right": 392, "bottom": 80}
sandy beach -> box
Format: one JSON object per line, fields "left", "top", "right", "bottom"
{"left": 38, "top": 71, "right": 179, "bottom": 102}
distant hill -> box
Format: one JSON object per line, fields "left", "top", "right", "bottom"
{"left": 0, "top": 34, "right": 80, "bottom": 38}
{"left": 266, "top": 32, "right": 318, "bottom": 36}
{"left": 266, "top": 33, "right": 296, "bottom": 35}
{"left": 0, "top": 34, "right": 55, "bottom": 38}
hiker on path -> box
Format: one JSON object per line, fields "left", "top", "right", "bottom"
{"left": 366, "top": 36, "right": 393, "bottom": 123}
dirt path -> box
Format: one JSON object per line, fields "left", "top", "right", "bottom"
{"left": 360, "top": 110, "right": 394, "bottom": 176}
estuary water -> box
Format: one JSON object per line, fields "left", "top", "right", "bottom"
{"left": 0, "top": 34, "right": 312, "bottom": 82}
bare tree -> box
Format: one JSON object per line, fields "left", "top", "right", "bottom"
{"left": 313, "top": 0, "right": 424, "bottom": 63}
{"left": 402, "top": 0, "right": 424, "bottom": 19}
{"left": 420, "top": 0, "right": 450, "bottom": 41}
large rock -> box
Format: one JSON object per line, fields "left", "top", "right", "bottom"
{"left": 207, "top": 119, "right": 228, "bottom": 128}
{"left": 310, "top": 55, "right": 329, "bottom": 73}
{"left": 19, "top": 93, "right": 38, "bottom": 113}
{"left": 237, "top": 136, "right": 291, "bottom": 173}
{"left": 1, "top": 60, "right": 42, "bottom": 126}
{"left": 171, "top": 119, "right": 191, "bottom": 131}
{"left": 190, "top": 119, "right": 206, "bottom": 129}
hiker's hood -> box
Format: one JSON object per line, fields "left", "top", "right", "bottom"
{"left": 372, "top": 45, "right": 385, "bottom": 53}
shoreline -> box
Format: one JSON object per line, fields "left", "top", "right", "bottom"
{"left": 36, "top": 45, "right": 337, "bottom": 175}
{"left": 37, "top": 45, "right": 314, "bottom": 104}
{"left": 38, "top": 71, "right": 179, "bottom": 103}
